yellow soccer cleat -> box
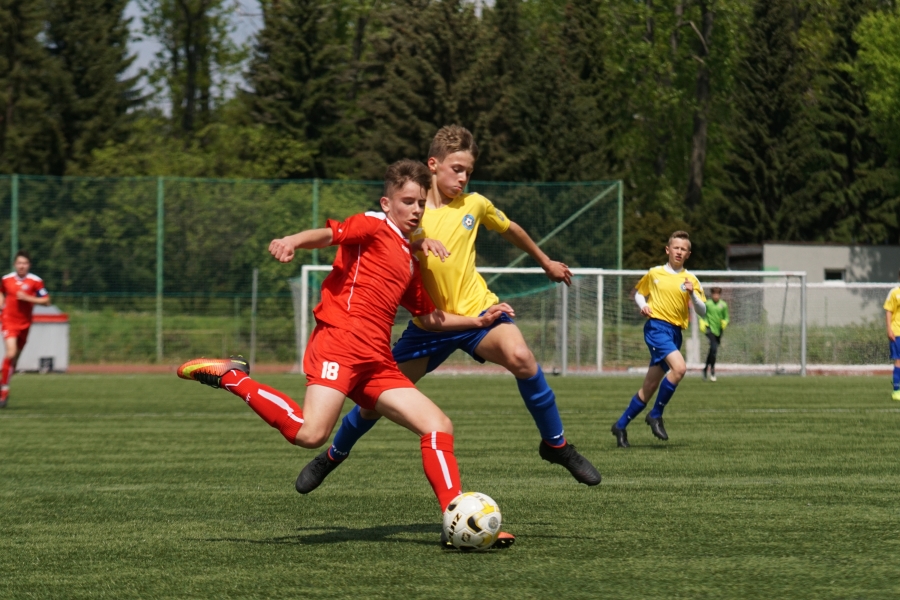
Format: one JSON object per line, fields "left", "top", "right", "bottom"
{"left": 892, "top": 389, "right": 900, "bottom": 402}
{"left": 177, "top": 356, "right": 250, "bottom": 389}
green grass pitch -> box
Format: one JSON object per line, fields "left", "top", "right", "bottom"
{"left": 2, "top": 374, "right": 899, "bottom": 599}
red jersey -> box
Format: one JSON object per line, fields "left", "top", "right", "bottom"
{"left": 1, "top": 272, "right": 48, "bottom": 329}
{"left": 314, "top": 212, "right": 436, "bottom": 348}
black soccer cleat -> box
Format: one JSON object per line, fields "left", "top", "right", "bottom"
{"left": 296, "top": 450, "right": 343, "bottom": 494}
{"left": 645, "top": 414, "right": 669, "bottom": 441}
{"left": 177, "top": 355, "right": 250, "bottom": 389}
{"left": 611, "top": 424, "right": 629, "bottom": 448}
{"left": 538, "top": 442, "right": 602, "bottom": 486}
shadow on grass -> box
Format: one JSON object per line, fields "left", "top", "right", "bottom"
{"left": 200, "top": 523, "right": 439, "bottom": 546}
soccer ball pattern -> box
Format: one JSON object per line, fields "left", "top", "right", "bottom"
{"left": 442, "top": 492, "right": 502, "bottom": 551}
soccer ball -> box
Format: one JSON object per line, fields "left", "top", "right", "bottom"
{"left": 442, "top": 492, "right": 502, "bottom": 551}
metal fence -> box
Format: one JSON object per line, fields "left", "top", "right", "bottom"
{"left": 0, "top": 175, "right": 622, "bottom": 365}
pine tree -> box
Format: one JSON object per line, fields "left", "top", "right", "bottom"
{"left": 246, "top": 0, "right": 355, "bottom": 177}
{"left": 44, "top": 0, "right": 142, "bottom": 174}
{"left": 810, "top": 0, "right": 898, "bottom": 244}
{"left": 0, "top": 0, "right": 62, "bottom": 173}
{"left": 718, "top": 0, "right": 826, "bottom": 243}
{"left": 353, "top": 0, "right": 480, "bottom": 178}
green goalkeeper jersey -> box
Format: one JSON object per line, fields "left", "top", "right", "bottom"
{"left": 702, "top": 299, "right": 729, "bottom": 336}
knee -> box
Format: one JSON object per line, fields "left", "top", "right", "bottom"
{"left": 431, "top": 414, "right": 453, "bottom": 436}
{"left": 670, "top": 365, "right": 687, "bottom": 382}
{"left": 294, "top": 428, "right": 330, "bottom": 449}
{"left": 505, "top": 345, "right": 536, "bottom": 378}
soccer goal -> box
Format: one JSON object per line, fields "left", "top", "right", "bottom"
{"left": 291, "top": 266, "right": 839, "bottom": 375}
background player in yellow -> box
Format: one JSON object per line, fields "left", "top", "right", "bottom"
{"left": 295, "top": 125, "right": 601, "bottom": 494}
{"left": 883, "top": 269, "right": 900, "bottom": 401}
{"left": 611, "top": 231, "right": 707, "bottom": 448}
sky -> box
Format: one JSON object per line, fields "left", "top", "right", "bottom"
{"left": 123, "top": 0, "right": 263, "bottom": 110}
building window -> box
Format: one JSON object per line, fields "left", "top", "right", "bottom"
{"left": 824, "top": 269, "right": 846, "bottom": 281}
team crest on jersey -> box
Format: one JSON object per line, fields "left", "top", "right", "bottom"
{"left": 680, "top": 282, "right": 687, "bottom": 291}
{"left": 462, "top": 214, "right": 475, "bottom": 230}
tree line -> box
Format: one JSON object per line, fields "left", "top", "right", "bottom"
{"left": 1, "top": 0, "right": 899, "bottom": 268}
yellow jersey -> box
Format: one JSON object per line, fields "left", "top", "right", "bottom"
{"left": 635, "top": 265, "right": 705, "bottom": 330}
{"left": 883, "top": 287, "right": 900, "bottom": 335}
{"left": 410, "top": 192, "right": 511, "bottom": 324}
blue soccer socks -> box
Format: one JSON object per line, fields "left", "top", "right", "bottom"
{"left": 517, "top": 366, "right": 566, "bottom": 445}
{"left": 329, "top": 405, "right": 379, "bottom": 460}
{"left": 615, "top": 394, "right": 647, "bottom": 430}
{"left": 893, "top": 366, "right": 900, "bottom": 391}
{"left": 649, "top": 377, "right": 678, "bottom": 419}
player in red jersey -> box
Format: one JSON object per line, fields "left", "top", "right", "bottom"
{"left": 0, "top": 251, "right": 51, "bottom": 408}
{"left": 176, "top": 160, "right": 515, "bottom": 548}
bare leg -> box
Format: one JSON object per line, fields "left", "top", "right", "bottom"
{"left": 292, "top": 385, "right": 347, "bottom": 448}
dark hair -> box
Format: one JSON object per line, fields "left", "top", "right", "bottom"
{"left": 384, "top": 159, "right": 431, "bottom": 197}
{"left": 428, "top": 125, "right": 479, "bottom": 161}
{"left": 710, "top": 287, "right": 722, "bottom": 294}
{"left": 14, "top": 250, "right": 30, "bottom": 262}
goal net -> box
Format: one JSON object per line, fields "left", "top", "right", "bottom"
{"left": 294, "top": 267, "right": 900, "bottom": 375}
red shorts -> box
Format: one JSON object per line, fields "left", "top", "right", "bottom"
{"left": 303, "top": 324, "right": 415, "bottom": 410}
{"left": 2, "top": 324, "right": 29, "bottom": 347}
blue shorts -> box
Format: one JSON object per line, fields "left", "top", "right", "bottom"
{"left": 890, "top": 338, "right": 900, "bottom": 361}
{"left": 392, "top": 312, "right": 516, "bottom": 373}
{"left": 644, "top": 319, "right": 683, "bottom": 372}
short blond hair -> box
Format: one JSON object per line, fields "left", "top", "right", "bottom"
{"left": 668, "top": 230, "right": 691, "bottom": 248}
{"left": 428, "top": 125, "right": 479, "bottom": 161}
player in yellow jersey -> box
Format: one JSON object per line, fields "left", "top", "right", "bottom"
{"left": 296, "top": 125, "right": 601, "bottom": 496}
{"left": 883, "top": 269, "right": 900, "bottom": 401}
{"left": 610, "top": 231, "right": 707, "bottom": 448}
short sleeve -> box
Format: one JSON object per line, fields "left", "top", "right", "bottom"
{"left": 480, "top": 196, "right": 512, "bottom": 233}
{"left": 691, "top": 275, "right": 706, "bottom": 302}
{"left": 400, "top": 263, "right": 436, "bottom": 316}
{"left": 885, "top": 289, "right": 899, "bottom": 312}
{"left": 34, "top": 278, "right": 48, "bottom": 297}
{"left": 635, "top": 271, "right": 652, "bottom": 297}
{"left": 327, "top": 212, "right": 382, "bottom": 245}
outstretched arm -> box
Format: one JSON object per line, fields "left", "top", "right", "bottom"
{"left": 418, "top": 303, "right": 515, "bottom": 332}
{"left": 499, "top": 221, "right": 572, "bottom": 285}
{"left": 269, "top": 228, "right": 334, "bottom": 263}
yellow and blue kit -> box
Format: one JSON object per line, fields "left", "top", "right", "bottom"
{"left": 883, "top": 287, "right": 900, "bottom": 393}
{"left": 393, "top": 192, "right": 512, "bottom": 371}
{"left": 614, "top": 264, "right": 706, "bottom": 434}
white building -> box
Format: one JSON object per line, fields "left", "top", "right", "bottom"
{"left": 727, "top": 243, "right": 900, "bottom": 326}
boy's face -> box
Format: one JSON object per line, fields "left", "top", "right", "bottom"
{"left": 14, "top": 256, "right": 29, "bottom": 277}
{"left": 428, "top": 151, "right": 474, "bottom": 199}
{"left": 711, "top": 291, "right": 721, "bottom": 302}
{"left": 381, "top": 180, "right": 427, "bottom": 236}
{"left": 665, "top": 238, "right": 691, "bottom": 268}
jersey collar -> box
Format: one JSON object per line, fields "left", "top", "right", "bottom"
{"left": 384, "top": 216, "right": 410, "bottom": 241}
{"left": 664, "top": 264, "right": 684, "bottom": 275}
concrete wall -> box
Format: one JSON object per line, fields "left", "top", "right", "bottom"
{"left": 763, "top": 244, "right": 900, "bottom": 326}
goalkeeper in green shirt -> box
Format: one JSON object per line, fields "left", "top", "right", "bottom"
{"left": 700, "top": 287, "right": 729, "bottom": 381}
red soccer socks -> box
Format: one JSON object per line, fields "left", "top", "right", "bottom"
{"left": 220, "top": 370, "right": 304, "bottom": 444}
{"left": 420, "top": 432, "right": 463, "bottom": 511}
{"left": 1, "top": 357, "right": 12, "bottom": 387}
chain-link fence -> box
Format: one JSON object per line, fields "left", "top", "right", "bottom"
{"left": 0, "top": 175, "right": 621, "bottom": 366}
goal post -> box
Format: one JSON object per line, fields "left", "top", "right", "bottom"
{"left": 291, "top": 266, "right": 820, "bottom": 375}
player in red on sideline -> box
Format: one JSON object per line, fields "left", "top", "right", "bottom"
{"left": 177, "top": 160, "right": 515, "bottom": 548}
{"left": 0, "top": 250, "right": 51, "bottom": 408}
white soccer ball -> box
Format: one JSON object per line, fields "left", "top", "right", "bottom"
{"left": 442, "top": 492, "right": 502, "bottom": 551}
